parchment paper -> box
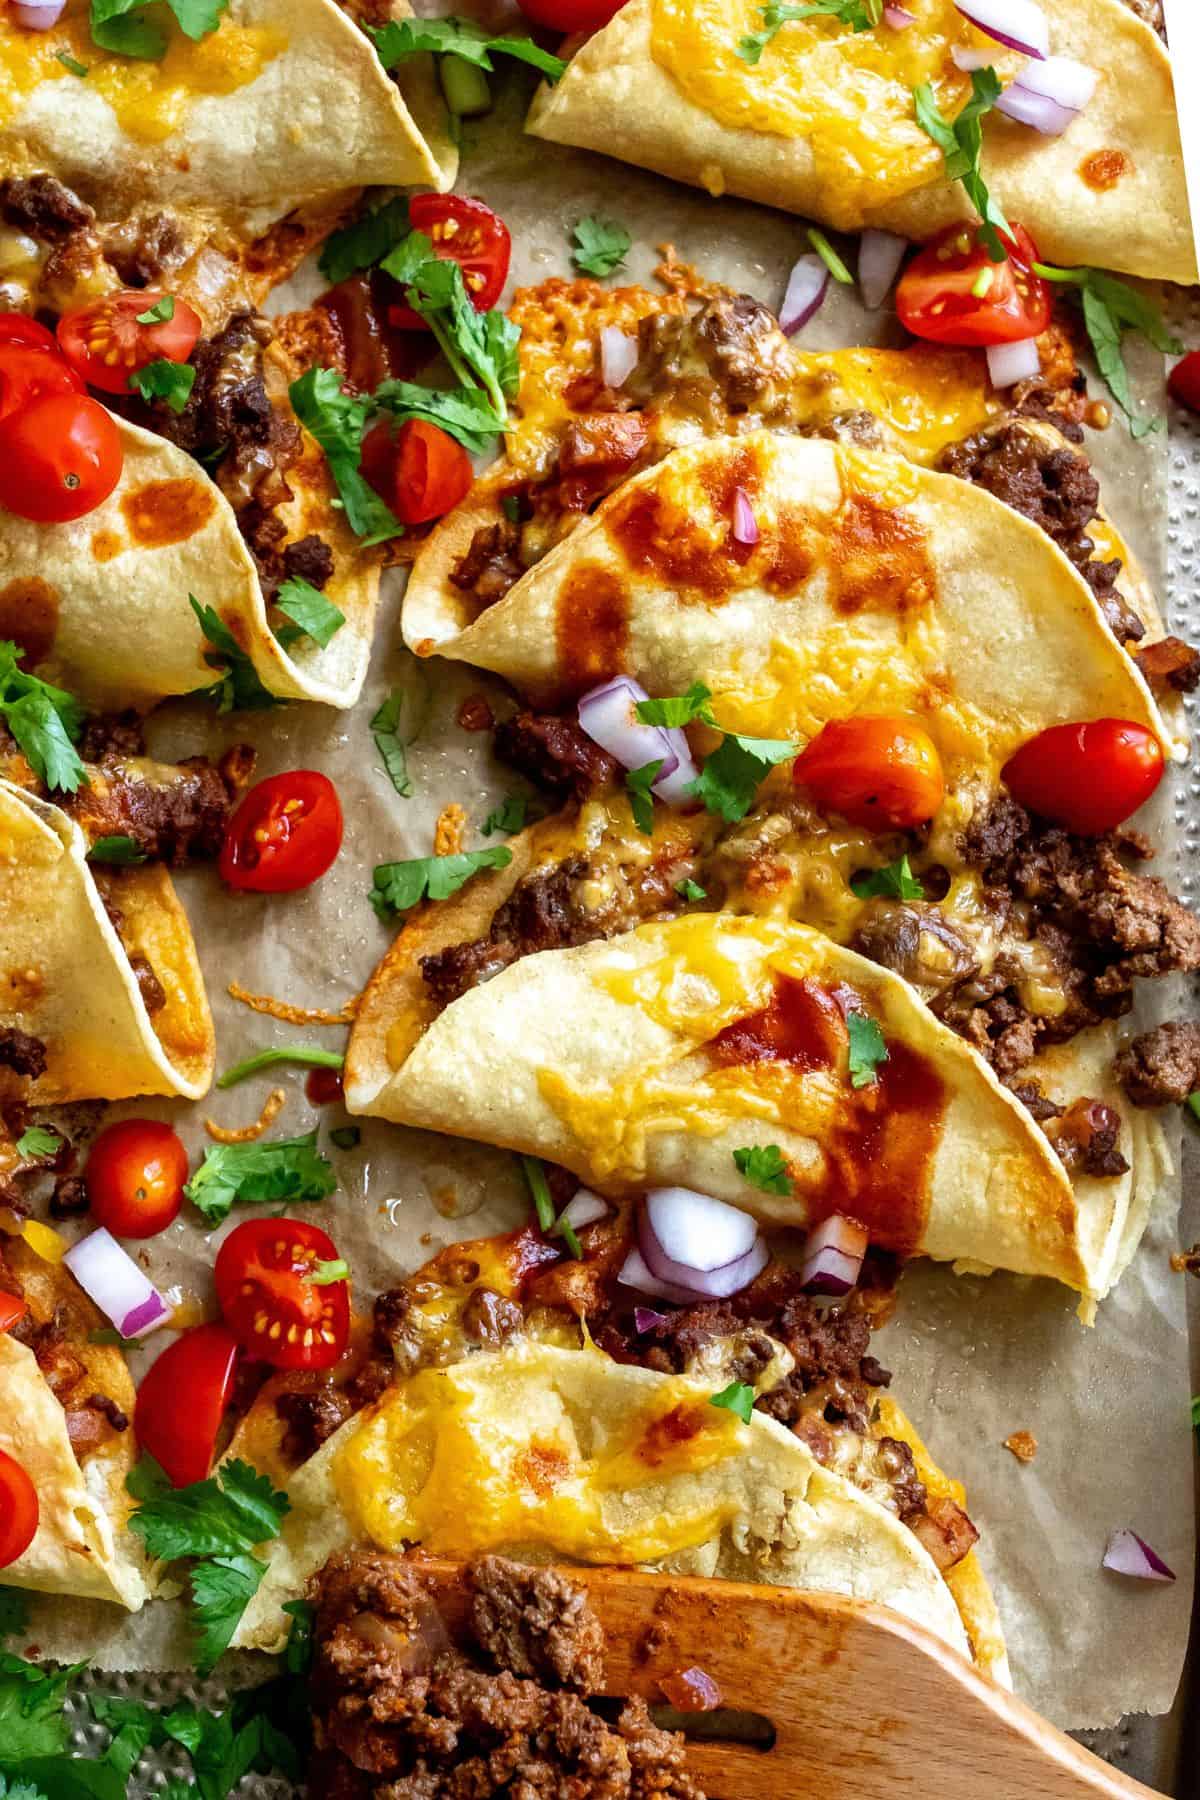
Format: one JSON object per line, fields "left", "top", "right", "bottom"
{"left": 13, "top": 64, "right": 1195, "bottom": 1732}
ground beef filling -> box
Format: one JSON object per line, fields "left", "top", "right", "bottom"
{"left": 495, "top": 711, "right": 619, "bottom": 805}
{"left": 66, "top": 757, "right": 235, "bottom": 866}
{"left": 1114, "top": 1021, "right": 1200, "bottom": 1108}
{"left": 0, "top": 1028, "right": 47, "bottom": 1080}
{"left": 309, "top": 1552, "right": 703, "bottom": 1800}
{"left": 2, "top": 1277, "right": 128, "bottom": 1459}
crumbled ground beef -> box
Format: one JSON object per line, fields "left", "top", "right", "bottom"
{"left": 1135, "top": 636, "right": 1200, "bottom": 696}
{"left": 1121, "top": 0, "right": 1163, "bottom": 35}
{"left": 69, "top": 758, "right": 233, "bottom": 866}
{"left": 0, "top": 174, "right": 93, "bottom": 237}
{"left": 282, "top": 534, "right": 336, "bottom": 591}
{"left": 1114, "top": 1020, "right": 1200, "bottom": 1107}
{"left": 628, "top": 293, "right": 795, "bottom": 419}
{"left": 77, "top": 713, "right": 146, "bottom": 762}
{"left": 493, "top": 711, "right": 619, "bottom": 804}
{"left": 1041, "top": 1097, "right": 1129, "bottom": 1178}
{"left": 310, "top": 1552, "right": 702, "bottom": 1800}
{"left": 277, "top": 1386, "right": 357, "bottom": 1464}
{"left": 99, "top": 212, "right": 186, "bottom": 288}
{"left": 851, "top": 900, "right": 978, "bottom": 998}
{"left": 461, "top": 1288, "right": 525, "bottom": 1349}
{"left": 129, "top": 956, "right": 167, "bottom": 1015}
{"left": 49, "top": 1176, "right": 89, "bottom": 1220}
{"left": 0, "top": 1029, "right": 47, "bottom": 1080}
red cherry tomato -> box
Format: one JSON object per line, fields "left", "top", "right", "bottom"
{"left": 896, "top": 223, "right": 1051, "bottom": 348}
{"left": 388, "top": 194, "right": 511, "bottom": 329}
{"left": 1168, "top": 351, "right": 1200, "bottom": 414}
{"left": 0, "top": 391, "right": 123, "bottom": 523}
{"left": 0, "top": 337, "right": 84, "bottom": 426}
{"left": 794, "top": 715, "right": 945, "bottom": 831}
{"left": 56, "top": 290, "right": 202, "bottom": 396}
{"left": 0, "top": 1292, "right": 27, "bottom": 1334}
{"left": 218, "top": 769, "right": 344, "bottom": 894}
{"left": 134, "top": 1321, "right": 240, "bottom": 1488}
{"left": 0, "top": 314, "right": 61, "bottom": 352}
{"left": 0, "top": 1448, "right": 38, "bottom": 1567}
{"left": 85, "top": 1119, "right": 188, "bottom": 1240}
{"left": 515, "top": 0, "right": 623, "bottom": 30}
{"left": 1001, "top": 720, "right": 1164, "bottom": 835}
{"left": 361, "top": 417, "right": 473, "bottom": 525}
{"left": 214, "top": 1217, "right": 350, "bottom": 1371}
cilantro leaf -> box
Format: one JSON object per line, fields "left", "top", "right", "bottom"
{"left": 188, "top": 1555, "right": 267, "bottom": 1674}
{"left": 847, "top": 1011, "right": 888, "bottom": 1088}
{"left": 16, "top": 1126, "right": 61, "bottom": 1159}
{"left": 136, "top": 296, "right": 175, "bottom": 325}
{"left": 289, "top": 368, "right": 403, "bottom": 544}
{"left": 571, "top": 216, "right": 631, "bottom": 279}
{"left": 738, "top": 0, "right": 880, "bottom": 65}
{"left": 217, "top": 1046, "right": 343, "bottom": 1090}
{"left": 183, "top": 1130, "right": 336, "bottom": 1226}
{"left": 380, "top": 237, "right": 521, "bottom": 421}
{"left": 372, "top": 675, "right": 431, "bottom": 799}
{"left": 675, "top": 877, "right": 707, "bottom": 901}
{"left": 329, "top": 1126, "right": 360, "bottom": 1150}
{"left": 0, "top": 1592, "right": 28, "bottom": 1641}
{"left": 90, "top": 0, "right": 226, "bottom": 55}
{"left": 687, "top": 733, "right": 795, "bottom": 824}
{"left": 88, "top": 1695, "right": 166, "bottom": 1780}
{"left": 274, "top": 578, "right": 345, "bottom": 651}
{"left": 283, "top": 1598, "right": 315, "bottom": 1676}
{"left": 0, "top": 642, "right": 86, "bottom": 793}
{"left": 913, "top": 69, "right": 1011, "bottom": 261}
{"left": 0, "top": 1774, "right": 49, "bottom": 1800}
{"left": 626, "top": 759, "right": 664, "bottom": 835}
{"left": 87, "top": 833, "right": 148, "bottom": 865}
{"left": 0, "top": 1652, "right": 83, "bottom": 1759}
{"left": 733, "top": 1144, "right": 792, "bottom": 1195}
{"left": 1192, "top": 1394, "right": 1200, "bottom": 1432}
{"left": 370, "top": 847, "right": 513, "bottom": 919}
{"left": 709, "top": 1380, "right": 756, "bottom": 1422}
{"left": 1033, "top": 263, "right": 1181, "bottom": 436}
{"left": 851, "top": 854, "right": 924, "bottom": 901}
{"left": 371, "top": 380, "right": 506, "bottom": 455}
{"left": 188, "top": 597, "right": 283, "bottom": 714}
{"left": 128, "top": 359, "right": 196, "bottom": 412}
{"left": 319, "top": 197, "right": 410, "bottom": 284}
{"left": 165, "top": 0, "right": 228, "bottom": 39}
{"left": 482, "top": 795, "right": 540, "bottom": 836}
{"left": 370, "top": 16, "right": 566, "bottom": 82}
{"left": 2, "top": 1761, "right": 122, "bottom": 1800}
{"left": 635, "top": 682, "right": 714, "bottom": 729}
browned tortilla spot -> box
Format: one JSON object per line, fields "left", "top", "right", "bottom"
{"left": 0, "top": 578, "right": 59, "bottom": 665}
{"left": 90, "top": 530, "right": 123, "bottom": 564}
{"left": 1080, "top": 148, "right": 1131, "bottom": 191}
{"left": 121, "top": 478, "right": 216, "bottom": 549}
{"left": 556, "top": 563, "right": 630, "bottom": 695}
{"left": 830, "top": 491, "right": 935, "bottom": 618}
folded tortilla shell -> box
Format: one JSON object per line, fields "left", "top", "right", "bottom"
{"left": 526, "top": 0, "right": 1196, "bottom": 285}
{"left": 0, "top": 407, "right": 376, "bottom": 712}
{"left": 0, "top": 781, "right": 214, "bottom": 1102}
{"left": 233, "top": 1341, "right": 996, "bottom": 1675}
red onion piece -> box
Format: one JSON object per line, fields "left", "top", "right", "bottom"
{"left": 599, "top": 326, "right": 638, "bottom": 390}
{"left": 634, "top": 1306, "right": 669, "bottom": 1332}
{"left": 577, "top": 676, "right": 697, "bottom": 808}
{"left": 1102, "top": 1530, "right": 1176, "bottom": 1583}
{"left": 64, "top": 1227, "right": 170, "bottom": 1338}
{"left": 986, "top": 336, "right": 1041, "bottom": 389}
{"left": 951, "top": 45, "right": 994, "bottom": 69}
{"left": 1014, "top": 53, "right": 1097, "bottom": 111}
{"left": 779, "top": 254, "right": 829, "bottom": 336}
{"left": 799, "top": 1214, "right": 868, "bottom": 1295}
{"left": 883, "top": 3, "right": 914, "bottom": 25}
{"left": 994, "top": 82, "right": 1077, "bottom": 134}
{"left": 732, "top": 488, "right": 758, "bottom": 547}
{"left": 644, "top": 1185, "right": 759, "bottom": 1272}
{"left": 618, "top": 1244, "right": 704, "bottom": 1306}
{"left": 12, "top": 0, "right": 67, "bottom": 25}
{"left": 650, "top": 746, "right": 700, "bottom": 805}
{"left": 561, "top": 1187, "right": 609, "bottom": 1230}
{"left": 953, "top": 0, "right": 1048, "bottom": 58}
{"left": 640, "top": 1208, "right": 769, "bottom": 1300}
{"left": 858, "top": 229, "right": 907, "bottom": 311}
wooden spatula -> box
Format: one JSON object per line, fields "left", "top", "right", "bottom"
{"left": 416, "top": 1560, "right": 1163, "bottom": 1800}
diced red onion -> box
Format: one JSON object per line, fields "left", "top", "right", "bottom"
{"left": 1102, "top": 1530, "right": 1176, "bottom": 1583}
{"left": 732, "top": 489, "right": 758, "bottom": 547}
{"left": 639, "top": 1206, "right": 768, "bottom": 1301}
{"left": 994, "top": 82, "right": 1077, "bottom": 135}
{"left": 953, "top": 0, "right": 1047, "bottom": 58}
{"left": 561, "top": 1187, "right": 609, "bottom": 1230}
{"left": 634, "top": 1306, "right": 669, "bottom": 1332}
{"left": 986, "top": 336, "right": 1041, "bottom": 389}
{"left": 799, "top": 1214, "right": 868, "bottom": 1295}
{"left": 577, "top": 676, "right": 697, "bottom": 808}
{"left": 12, "top": 0, "right": 67, "bottom": 25}
{"left": 779, "top": 254, "right": 829, "bottom": 337}
{"left": 599, "top": 327, "right": 638, "bottom": 390}
{"left": 618, "top": 1244, "right": 705, "bottom": 1306}
{"left": 858, "top": 229, "right": 907, "bottom": 311}
{"left": 1015, "top": 54, "right": 1098, "bottom": 111}
{"left": 64, "top": 1228, "right": 170, "bottom": 1339}
{"left": 644, "top": 1186, "right": 759, "bottom": 1272}
{"left": 883, "top": 3, "right": 914, "bottom": 25}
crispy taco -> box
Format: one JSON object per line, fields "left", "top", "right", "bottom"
{"left": 0, "top": 0, "right": 453, "bottom": 325}
{"left": 524, "top": 0, "right": 1196, "bottom": 284}
{"left": 0, "top": 1241, "right": 148, "bottom": 1608}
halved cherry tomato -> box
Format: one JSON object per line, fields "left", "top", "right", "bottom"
{"left": 1001, "top": 720, "right": 1164, "bottom": 835}
{"left": 56, "top": 290, "right": 202, "bottom": 395}
{"left": 515, "top": 0, "right": 623, "bottom": 29}
{"left": 361, "top": 417, "right": 473, "bottom": 525}
{"left": 794, "top": 715, "right": 945, "bottom": 831}
{"left": 134, "top": 1321, "right": 240, "bottom": 1488}
{"left": 0, "top": 314, "right": 60, "bottom": 352}
{"left": 85, "top": 1119, "right": 188, "bottom": 1240}
{"left": 0, "top": 1448, "right": 38, "bottom": 1566}
{"left": 896, "top": 223, "right": 1051, "bottom": 348}
{"left": 388, "top": 194, "right": 511, "bottom": 329}
{"left": 1168, "top": 350, "right": 1200, "bottom": 414}
{"left": 214, "top": 1217, "right": 350, "bottom": 1371}
{"left": 0, "top": 337, "right": 84, "bottom": 426}
{"left": 0, "top": 390, "right": 123, "bottom": 522}
{"left": 218, "top": 769, "right": 344, "bottom": 894}
{"left": 0, "top": 1292, "right": 27, "bottom": 1334}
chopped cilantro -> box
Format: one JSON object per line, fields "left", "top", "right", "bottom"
{"left": 370, "top": 16, "right": 566, "bottom": 83}
{"left": 636, "top": 683, "right": 795, "bottom": 823}
{"left": 738, "top": 0, "right": 880, "bottom": 64}
{"left": 88, "top": 1328, "right": 143, "bottom": 1348}
{"left": 216, "top": 1046, "right": 344, "bottom": 1090}
{"left": 807, "top": 226, "right": 853, "bottom": 285}
{"left": 329, "top": 1126, "right": 361, "bottom": 1151}
{"left": 55, "top": 50, "right": 88, "bottom": 74}
{"left": 1033, "top": 263, "right": 1181, "bottom": 437}
{"left": 0, "top": 1592, "right": 28, "bottom": 1641}
{"left": 128, "top": 358, "right": 196, "bottom": 413}
{"left": 1192, "top": 1395, "right": 1200, "bottom": 1432}
{"left": 87, "top": 834, "right": 147, "bottom": 865}
{"left": 303, "top": 1258, "right": 349, "bottom": 1286}
{"left": 675, "top": 877, "right": 707, "bottom": 901}
{"left": 274, "top": 578, "right": 345, "bottom": 652}
{"left": 90, "top": 0, "right": 228, "bottom": 57}
{"left": 847, "top": 1011, "right": 888, "bottom": 1089}
{"left": 571, "top": 217, "right": 631, "bottom": 279}
{"left": 371, "top": 847, "right": 513, "bottom": 919}
{"left": 913, "top": 70, "right": 1011, "bottom": 262}
{"left": 0, "top": 1772, "right": 45, "bottom": 1800}
{"left": 1187, "top": 1093, "right": 1200, "bottom": 1124}
{"left": 635, "top": 682, "right": 713, "bottom": 729}
{"left": 851, "top": 854, "right": 924, "bottom": 901}
{"left": 15, "top": 1127, "right": 61, "bottom": 1160}
{"left": 372, "top": 675, "right": 430, "bottom": 799}
{"left": 709, "top": 1380, "right": 756, "bottom": 1422}
{"left": 482, "top": 795, "right": 540, "bottom": 836}
{"left": 189, "top": 597, "right": 283, "bottom": 713}
{"left": 319, "top": 197, "right": 410, "bottom": 284}
{"left": 733, "top": 1144, "right": 792, "bottom": 1195}
{"left": 136, "top": 296, "right": 175, "bottom": 325}
{"left": 289, "top": 368, "right": 403, "bottom": 544}
{"left": 520, "top": 1155, "right": 579, "bottom": 1257}
{"left": 371, "top": 380, "right": 506, "bottom": 455}
{"left": 625, "top": 759, "right": 664, "bottom": 835}
{"left": 0, "top": 641, "right": 86, "bottom": 793}
{"left": 380, "top": 234, "right": 520, "bottom": 422}
{"left": 283, "top": 1597, "right": 315, "bottom": 1675}
{"left": 183, "top": 1129, "right": 336, "bottom": 1226}
{"left": 0, "top": 1650, "right": 84, "bottom": 1760}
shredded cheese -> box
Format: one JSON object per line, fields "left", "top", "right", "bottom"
{"left": 434, "top": 804, "right": 467, "bottom": 858}
{"left": 228, "top": 980, "right": 357, "bottom": 1026}
{"left": 205, "top": 1086, "right": 287, "bottom": 1143}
